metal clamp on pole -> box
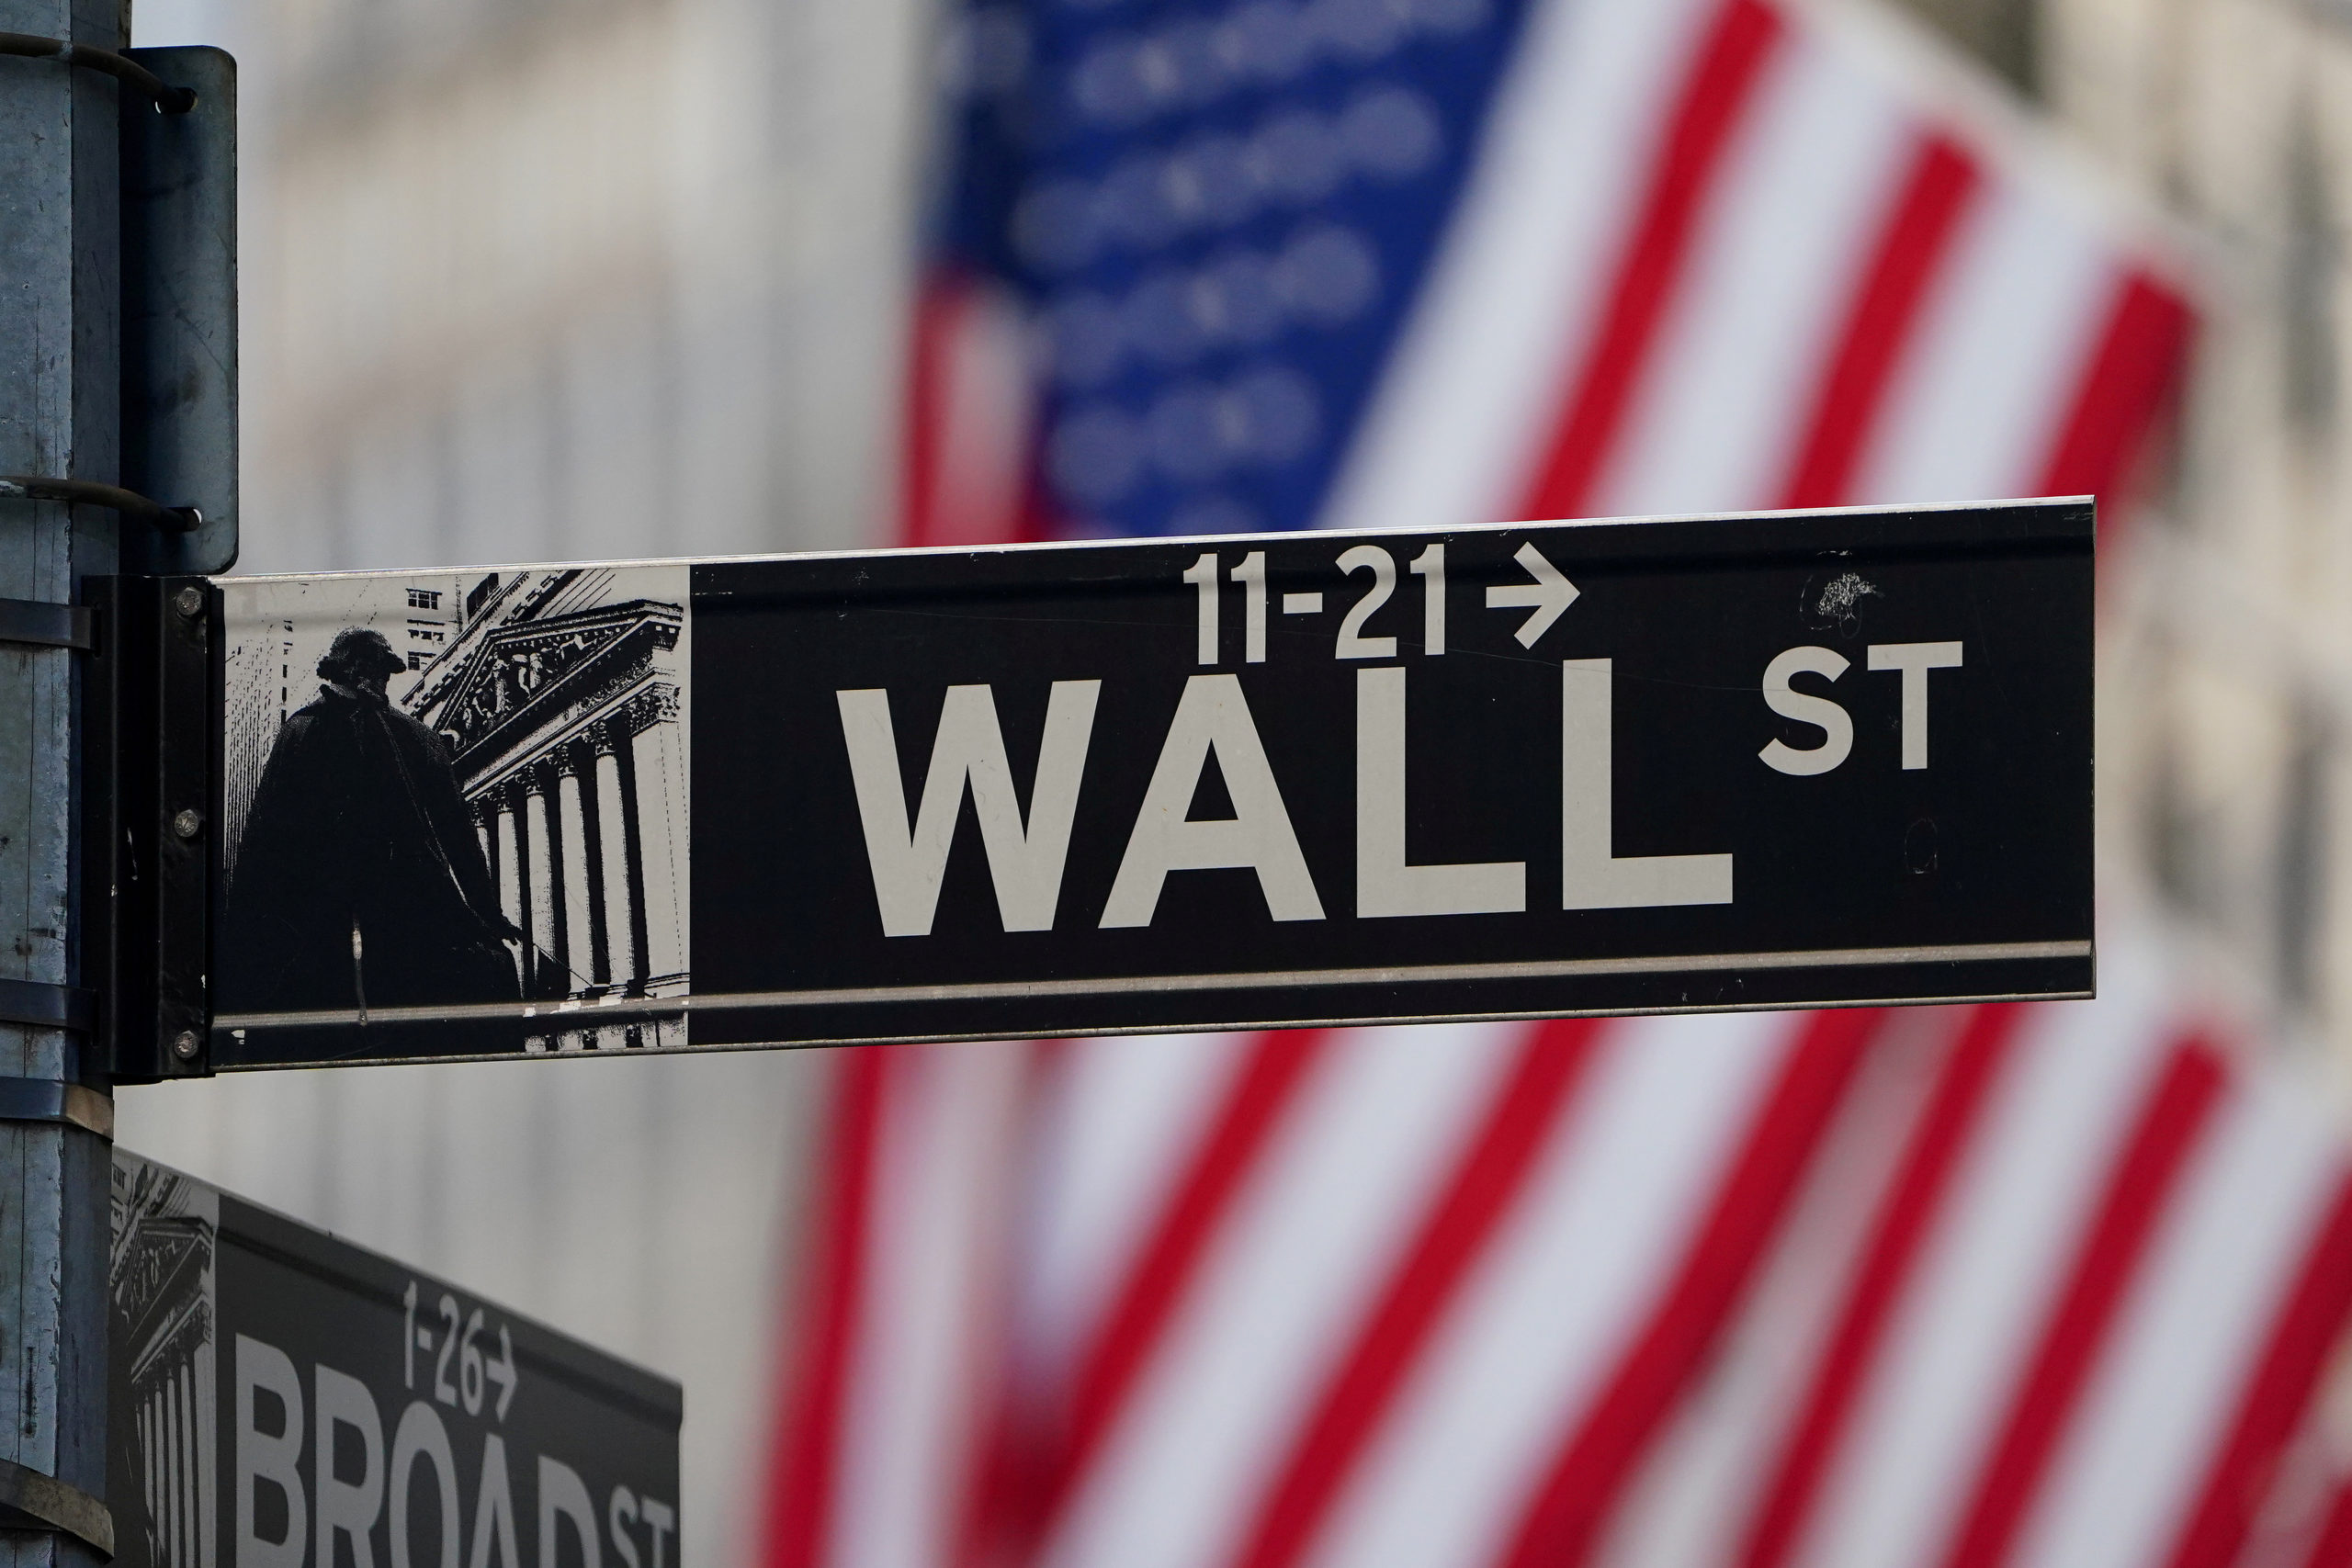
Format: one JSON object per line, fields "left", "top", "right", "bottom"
{"left": 0, "top": 476, "right": 201, "bottom": 533}
{"left": 0, "top": 977, "right": 97, "bottom": 1034}
{"left": 0, "top": 29, "right": 194, "bottom": 111}
{"left": 0, "top": 598, "right": 95, "bottom": 651}
{"left": 0, "top": 1456, "right": 117, "bottom": 1557}
{"left": 0, "top": 1078, "right": 113, "bottom": 1139}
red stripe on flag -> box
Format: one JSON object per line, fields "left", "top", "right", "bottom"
{"left": 1935, "top": 1038, "right": 2228, "bottom": 1568}
{"left": 1495, "top": 1007, "right": 1886, "bottom": 1568}
{"left": 1777, "top": 132, "right": 1982, "bottom": 509}
{"left": 1227, "top": 1018, "right": 1615, "bottom": 1568}
{"left": 956, "top": 1042, "right": 1069, "bottom": 1568}
{"left": 904, "top": 276, "right": 962, "bottom": 552}
{"left": 763, "top": 1046, "right": 891, "bottom": 1568}
{"left": 2033, "top": 269, "right": 2195, "bottom": 511}
{"left": 1737, "top": 1004, "right": 2028, "bottom": 1568}
{"left": 2302, "top": 1476, "right": 2352, "bottom": 1568}
{"left": 2163, "top": 1168, "right": 2352, "bottom": 1568}
{"left": 1030, "top": 1031, "right": 1337, "bottom": 1534}
{"left": 1519, "top": 0, "right": 1784, "bottom": 518}
{"left": 899, "top": 275, "right": 1051, "bottom": 551}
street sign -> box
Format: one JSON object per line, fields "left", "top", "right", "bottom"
{"left": 107, "top": 1148, "right": 682, "bottom": 1568}
{"left": 164, "top": 497, "right": 2089, "bottom": 1071}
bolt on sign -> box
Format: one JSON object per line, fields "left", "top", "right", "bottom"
{"left": 106, "top": 1150, "right": 681, "bottom": 1568}
{"left": 159, "top": 499, "right": 2089, "bottom": 1071}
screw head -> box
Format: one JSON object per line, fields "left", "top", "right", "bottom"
{"left": 172, "top": 807, "right": 202, "bottom": 840}
{"left": 171, "top": 1029, "right": 201, "bottom": 1062}
{"left": 173, "top": 585, "right": 204, "bottom": 618}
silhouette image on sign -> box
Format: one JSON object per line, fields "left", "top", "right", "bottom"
{"left": 216, "top": 566, "right": 692, "bottom": 1058}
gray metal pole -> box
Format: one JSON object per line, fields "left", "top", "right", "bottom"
{"left": 0, "top": 0, "right": 119, "bottom": 1558}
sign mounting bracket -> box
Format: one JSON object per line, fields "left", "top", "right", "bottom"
{"left": 85, "top": 576, "right": 216, "bottom": 1082}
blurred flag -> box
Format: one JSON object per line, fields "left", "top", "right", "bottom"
{"left": 763, "top": 2, "right": 2352, "bottom": 1566}
{"left": 897, "top": 0, "right": 2188, "bottom": 548}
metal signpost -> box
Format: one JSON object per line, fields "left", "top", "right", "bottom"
{"left": 2, "top": 12, "right": 224, "bottom": 1563}
{"left": 96, "top": 497, "right": 2090, "bottom": 1076}
{"left": 107, "top": 1150, "right": 682, "bottom": 1568}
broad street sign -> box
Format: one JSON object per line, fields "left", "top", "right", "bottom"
{"left": 125, "top": 497, "right": 2090, "bottom": 1072}
{"left": 107, "top": 1149, "right": 682, "bottom": 1568}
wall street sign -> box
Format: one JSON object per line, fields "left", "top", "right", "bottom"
{"left": 162, "top": 498, "right": 2091, "bottom": 1071}
{"left": 107, "top": 1150, "right": 682, "bottom": 1568}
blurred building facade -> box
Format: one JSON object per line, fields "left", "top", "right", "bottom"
{"left": 1881, "top": 0, "right": 2352, "bottom": 1076}
{"left": 116, "top": 0, "right": 937, "bottom": 1561}
{"left": 1902, "top": 0, "right": 2038, "bottom": 88}
{"left": 225, "top": 0, "right": 924, "bottom": 573}
{"left": 2022, "top": 0, "right": 2352, "bottom": 1075}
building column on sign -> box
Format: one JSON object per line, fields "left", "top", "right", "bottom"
{"left": 154, "top": 1375, "right": 169, "bottom": 1567}
{"left": 163, "top": 1366, "right": 182, "bottom": 1564}
{"left": 555, "top": 751, "right": 596, "bottom": 994}
{"left": 136, "top": 1399, "right": 151, "bottom": 1558}
{"left": 504, "top": 781, "right": 535, "bottom": 989}
{"left": 593, "top": 723, "right": 638, "bottom": 990}
{"left": 196, "top": 1347, "right": 215, "bottom": 1560}
{"left": 611, "top": 714, "right": 654, "bottom": 991}
{"left": 628, "top": 695, "right": 688, "bottom": 983}
{"left": 156, "top": 1393, "right": 171, "bottom": 1565}
{"left": 537, "top": 760, "right": 573, "bottom": 987}
{"left": 177, "top": 1356, "right": 198, "bottom": 1563}
{"left": 154, "top": 1371, "right": 168, "bottom": 1566}
{"left": 160, "top": 1379, "right": 176, "bottom": 1565}
{"left": 526, "top": 768, "right": 563, "bottom": 987}
{"left": 570, "top": 738, "right": 613, "bottom": 987}
{"left": 138, "top": 1392, "right": 156, "bottom": 1562}
{"left": 153, "top": 1370, "right": 168, "bottom": 1563}
{"left": 485, "top": 792, "right": 513, "bottom": 929}
{"left": 475, "top": 798, "right": 501, "bottom": 908}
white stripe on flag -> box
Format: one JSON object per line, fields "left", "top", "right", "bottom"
{"left": 1589, "top": 1009, "right": 1970, "bottom": 1568}
{"left": 1597, "top": 29, "right": 1909, "bottom": 517}
{"left": 1847, "top": 170, "right": 2114, "bottom": 503}
{"left": 1301, "top": 1010, "right": 1792, "bottom": 1568}
{"left": 830, "top": 1045, "right": 1026, "bottom": 1568}
{"left": 1041, "top": 1022, "right": 1530, "bottom": 1568}
{"left": 1790, "top": 956, "right": 2178, "bottom": 1568}
{"left": 2010, "top": 1066, "right": 2346, "bottom": 1568}
{"left": 920, "top": 281, "right": 1034, "bottom": 548}
{"left": 1316, "top": 0, "right": 1719, "bottom": 536}
{"left": 1023, "top": 1033, "right": 1258, "bottom": 1371}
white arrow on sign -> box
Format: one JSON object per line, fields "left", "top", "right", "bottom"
{"left": 1486, "top": 542, "right": 1580, "bottom": 648}
{"left": 488, "top": 1323, "right": 518, "bottom": 1420}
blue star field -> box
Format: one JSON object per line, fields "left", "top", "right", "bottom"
{"left": 929, "top": 0, "right": 1535, "bottom": 538}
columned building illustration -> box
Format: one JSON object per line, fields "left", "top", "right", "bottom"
{"left": 405, "top": 570, "right": 689, "bottom": 1050}
{"left": 109, "top": 1168, "right": 216, "bottom": 1568}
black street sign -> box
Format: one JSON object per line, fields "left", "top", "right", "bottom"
{"left": 107, "top": 1149, "right": 682, "bottom": 1568}
{"left": 171, "top": 497, "right": 2090, "bottom": 1070}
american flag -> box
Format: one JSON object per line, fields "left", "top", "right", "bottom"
{"left": 763, "top": 2, "right": 2352, "bottom": 1566}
